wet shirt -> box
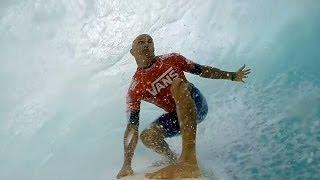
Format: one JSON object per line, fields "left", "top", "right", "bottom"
{"left": 127, "top": 53, "right": 196, "bottom": 113}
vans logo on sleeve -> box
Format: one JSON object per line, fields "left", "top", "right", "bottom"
{"left": 146, "top": 67, "right": 179, "bottom": 96}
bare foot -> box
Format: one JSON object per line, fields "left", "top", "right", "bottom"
{"left": 145, "top": 160, "right": 200, "bottom": 179}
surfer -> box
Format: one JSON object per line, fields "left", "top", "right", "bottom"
{"left": 117, "top": 34, "right": 251, "bottom": 179}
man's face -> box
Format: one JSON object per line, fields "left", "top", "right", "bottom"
{"left": 131, "top": 34, "right": 155, "bottom": 65}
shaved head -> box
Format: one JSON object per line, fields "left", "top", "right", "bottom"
{"left": 130, "top": 34, "right": 155, "bottom": 68}
{"left": 132, "top": 34, "right": 152, "bottom": 48}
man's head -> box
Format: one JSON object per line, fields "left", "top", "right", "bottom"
{"left": 130, "top": 34, "right": 155, "bottom": 68}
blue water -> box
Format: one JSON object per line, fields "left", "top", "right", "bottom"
{"left": 0, "top": 0, "right": 319, "bottom": 179}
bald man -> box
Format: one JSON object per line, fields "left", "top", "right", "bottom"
{"left": 117, "top": 34, "right": 251, "bottom": 179}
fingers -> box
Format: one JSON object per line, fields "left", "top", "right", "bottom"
{"left": 240, "top": 68, "right": 250, "bottom": 75}
{"left": 237, "top": 74, "right": 248, "bottom": 83}
{"left": 239, "top": 71, "right": 250, "bottom": 77}
{"left": 236, "top": 65, "right": 251, "bottom": 83}
{"left": 117, "top": 168, "right": 134, "bottom": 179}
{"left": 238, "top": 64, "right": 246, "bottom": 72}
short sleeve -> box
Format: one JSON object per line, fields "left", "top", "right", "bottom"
{"left": 126, "top": 77, "right": 142, "bottom": 111}
{"left": 168, "top": 53, "right": 195, "bottom": 72}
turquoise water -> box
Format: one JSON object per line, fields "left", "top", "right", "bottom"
{"left": 0, "top": 0, "right": 319, "bottom": 179}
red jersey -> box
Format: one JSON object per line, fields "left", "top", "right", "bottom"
{"left": 126, "top": 53, "right": 196, "bottom": 113}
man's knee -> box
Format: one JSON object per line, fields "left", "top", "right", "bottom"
{"left": 170, "top": 78, "right": 190, "bottom": 99}
{"left": 170, "top": 78, "right": 183, "bottom": 93}
{"left": 140, "top": 129, "right": 151, "bottom": 146}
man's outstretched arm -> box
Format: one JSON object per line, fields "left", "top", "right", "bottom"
{"left": 189, "top": 63, "right": 251, "bottom": 82}
{"left": 201, "top": 65, "right": 236, "bottom": 80}
{"left": 117, "top": 110, "right": 140, "bottom": 179}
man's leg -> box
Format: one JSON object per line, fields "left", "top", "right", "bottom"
{"left": 140, "top": 123, "right": 177, "bottom": 162}
{"left": 146, "top": 78, "right": 201, "bottom": 179}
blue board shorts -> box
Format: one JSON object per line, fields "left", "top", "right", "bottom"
{"left": 154, "top": 84, "right": 208, "bottom": 138}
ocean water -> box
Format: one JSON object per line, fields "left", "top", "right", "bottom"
{"left": 0, "top": 0, "right": 319, "bottom": 179}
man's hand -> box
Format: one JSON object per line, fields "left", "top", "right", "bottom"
{"left": 117, "top": 165, "right": 134, "bottom": 179}
{"left": 117, "top": 119, "right": 139, "bottom": 179}
{"left": 234, "top": 64, "right": 251, "bottom": 83}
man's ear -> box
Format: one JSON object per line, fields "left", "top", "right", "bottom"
{"left": 130, "top": 48, "right": 134, "bottom": 55}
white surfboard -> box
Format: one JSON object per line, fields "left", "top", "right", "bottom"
{"left": 120, "top": 166, "right": 211, "bottom": 180}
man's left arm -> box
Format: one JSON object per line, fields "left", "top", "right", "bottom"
{"left": 189, "top": 63, "right": 251, "bottom": 82}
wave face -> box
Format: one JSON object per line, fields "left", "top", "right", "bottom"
{"left": 1, "top": 0, "right": 319, "bottom": 179}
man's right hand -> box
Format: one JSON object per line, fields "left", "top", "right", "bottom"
{"left": 117, "top": 165, "right": 134, "bottom": 179}
{"left": 117, "top": 113, "right": 139, "bottom": 179}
